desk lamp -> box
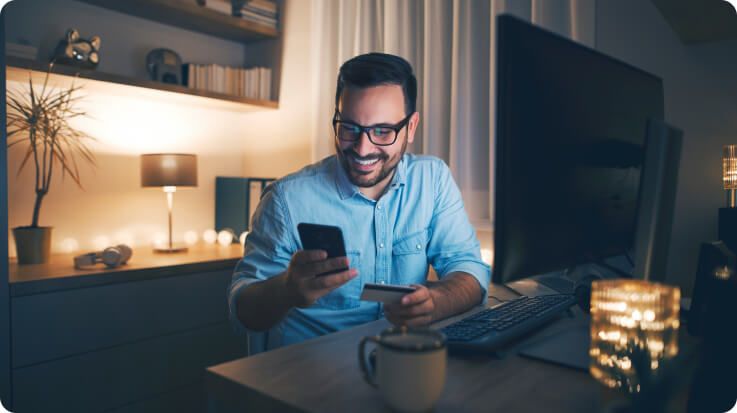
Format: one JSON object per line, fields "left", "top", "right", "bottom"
{"left": 589, "top": 280, "right": 680, "bottom": 394}
{"left": 141, "top": 154, "right": 197, "bottom": 253}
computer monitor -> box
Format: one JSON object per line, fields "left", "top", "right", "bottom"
{"left": 493, "top": 15, "right": 666, "bottom": 285}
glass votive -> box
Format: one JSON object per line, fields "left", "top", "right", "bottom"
{"left": 589, "top": 279, "right": 680, "bottom": 394}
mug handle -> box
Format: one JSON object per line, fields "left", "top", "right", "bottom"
{"left": 358, "top": 335, "right": 379, "bottom": 388}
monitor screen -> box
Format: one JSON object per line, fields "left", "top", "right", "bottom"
{"left": 493, "top": 15, "right": 664, "bottom": 284}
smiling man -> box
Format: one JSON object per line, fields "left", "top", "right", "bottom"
{"left": 228, "top": 53, "right": 490, "bottom": 352}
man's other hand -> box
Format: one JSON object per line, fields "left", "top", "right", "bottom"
{"left": 285, "top": 250, "right": 358, "bottom": 308}
{"left": 384, "top": 284, "right": 435, "bottom": 327}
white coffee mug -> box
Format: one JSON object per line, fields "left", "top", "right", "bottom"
{"left": 359, "top": 327, "right": 447, "bottom": 413}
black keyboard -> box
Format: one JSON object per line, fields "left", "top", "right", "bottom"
{"left": 441, "top": 294, "right": 576, "bottom": 353}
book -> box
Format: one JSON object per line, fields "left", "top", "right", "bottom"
{"left": 204, "top": 0, "right": 232, "bottom": 15}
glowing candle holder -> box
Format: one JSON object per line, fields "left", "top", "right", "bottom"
{"left": 723, "top": 145, "right": 737, "bottom": 207}
{"left": 589, "top": 280, "right": 680, "bottom": 394}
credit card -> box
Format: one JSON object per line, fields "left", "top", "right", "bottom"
{"left": 360, "top": 283, "right": 416, "bottom": 304}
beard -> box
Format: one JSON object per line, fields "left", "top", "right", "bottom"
{"left": 335, "top": 137, "right": 408, "bottom": 188}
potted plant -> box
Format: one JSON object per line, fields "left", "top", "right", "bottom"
{"left": 7, "top": 63, "right": 96, "bottom": 264}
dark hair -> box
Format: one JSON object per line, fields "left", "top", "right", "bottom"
{"left": 335, "top": 53, "right": 417, "bottom": 116}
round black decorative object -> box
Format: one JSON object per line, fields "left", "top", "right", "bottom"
{"left": 146, "top": 48, "right": 183, "bottom": 85}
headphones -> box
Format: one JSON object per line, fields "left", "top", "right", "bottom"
{"left": 74, "top": 244, "right": 133, "bottom": 269}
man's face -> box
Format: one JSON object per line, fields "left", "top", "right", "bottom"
{"left": 334, "top": 84, "right": 418, "bottom": 189}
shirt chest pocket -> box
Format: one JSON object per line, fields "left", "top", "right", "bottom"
{"left": 391, "top": 229, "right": 429, "bottom": 285}
{"left": 316, "top": 250, "right": 361, "bottom": 310}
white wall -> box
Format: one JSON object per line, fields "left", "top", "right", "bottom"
{"left": 238, "top": 0, "right": 314, "bottom": 178}
{"left": 596, "top": 0, "right": 737, "bottom": 293}
{"left": 7, "top": 0, "right": 315, "bottom": 256}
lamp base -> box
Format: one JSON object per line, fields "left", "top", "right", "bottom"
{"left": 154, "top": 246, "right": 188, "bottom": 253}
{"left": 718, "top": 207, "right": 737, "bottom": 254}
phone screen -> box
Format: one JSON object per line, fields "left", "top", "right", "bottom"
{"left": 297, "top": 223, "right": 349, "bottom": 276}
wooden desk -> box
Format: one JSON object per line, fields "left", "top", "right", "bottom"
{"left": 206, "top": 295, "right": 603, "bottom": 413}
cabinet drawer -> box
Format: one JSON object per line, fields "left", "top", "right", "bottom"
{"left": 13, "top": 322, "right": 245, "bottom": 413}
{"left": 12, "top": 270, "right": 233, "bottom": 367}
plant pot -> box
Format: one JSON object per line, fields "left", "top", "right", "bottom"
{"left": 12, "top": 226, "right": 53, "bottom": 264}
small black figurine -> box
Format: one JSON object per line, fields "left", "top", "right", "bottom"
{"left": 146, "top": 48, "right": 183, "bottom": 85}
{"left": 53, "top": 28, "right": 101, "bottom": 69}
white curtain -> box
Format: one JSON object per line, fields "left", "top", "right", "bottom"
{"left": 310, "top": 0, "right": 596, "bottom": 224}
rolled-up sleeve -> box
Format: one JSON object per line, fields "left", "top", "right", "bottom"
{"left": 427, "top": 160, "right": 491, "bottom": 300}
{"left": 227, "top": 183, "right": 295, "bottom": 334}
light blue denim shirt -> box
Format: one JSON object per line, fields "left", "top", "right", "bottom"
{"left": 228, "top": 154, "right": 490, "bottom": 353}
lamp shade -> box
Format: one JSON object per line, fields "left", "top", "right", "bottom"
{"left": 141, "top": 154, "right": 198, "bottom": 187}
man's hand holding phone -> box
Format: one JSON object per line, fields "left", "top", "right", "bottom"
{"left": 285, "top": 250, "right": 358, "bottom": 308}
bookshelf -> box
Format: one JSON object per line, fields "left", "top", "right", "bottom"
{"left": 6, "top": 57, "right": 279, "bottom": 111}
{"left": 77, "top": 0, "right": 279, "bottom": 42}
{"left": 62, "top": 0, "right": 283, "bottom": 107}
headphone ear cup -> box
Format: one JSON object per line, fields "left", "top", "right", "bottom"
{"left": 101, "top": 247, "right": 123, "bottom": 268}
{"left": 116, "top": 244, "right": 132, "bottom": 264}
{"left": 74, "top": 252, "right": 98, "bottom": 269}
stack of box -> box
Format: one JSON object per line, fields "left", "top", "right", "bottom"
{"left": 200, "top": 0, "right": 278, "bottom": 29}
{"left": 237, "top": 0, "right": 278, "bottom": 29}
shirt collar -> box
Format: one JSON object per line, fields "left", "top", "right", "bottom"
{"left": 334, "top": 156, "right": 358, "bottom": 200}
{"left": 334, "top": 154, "right": 408, "bottom": 200}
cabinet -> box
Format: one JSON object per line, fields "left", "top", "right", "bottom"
{"left": 8, "top": 245, "right": 247, "bottom": 412}
{"left": 5, "top": 0, "right": 282, "bottom": 110}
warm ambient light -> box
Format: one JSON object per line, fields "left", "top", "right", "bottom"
{"left": 184, "top": 230, "right": 199, "bottom": 246}
{"left": 239, "top": 231, "right": 249, "bottom": 246}
{"left": 60, "top": 238, "right": 80, "bottom": 254}
{"left": 203, "top": 229, "right": 218, "bottom": 244}
{"left": 589, "top": 280, "right": 680, "bottom": 393}
{"left": 113, "top": 230, "right": 136, "bottom": 247}
{"left": 152, "top": 232, "right": 167, "bottom": 249}
{"left": 92, "top": 235, "right": 111, "bottom": 251}
{"left": 723, "top": 145, "right": 737, "bottom": 207}
{"left": 141, "top": 154, "right": 198, "bottom": 253}
{"left": 217, "top": 229, "right": 234, "bottom": 246}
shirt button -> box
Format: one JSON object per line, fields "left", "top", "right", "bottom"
{"left": 379, "top": 280, "right": 385, "bottom": 284}
{"left": 379, "top": 243, "right": 384, "bottom": 248}
{"left": 377, "top": 205, "right": 382, "bottom": 210}
{"left": 416, "top": 244, "right": 422, "bottom": 250}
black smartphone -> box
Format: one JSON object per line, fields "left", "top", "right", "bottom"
{"left": 297, "top": 223, "right": 349, "bottom": 276}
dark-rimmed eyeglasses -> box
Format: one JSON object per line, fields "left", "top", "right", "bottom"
{"left": 332, "top": 110, "right": 413, "bottom": 147}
